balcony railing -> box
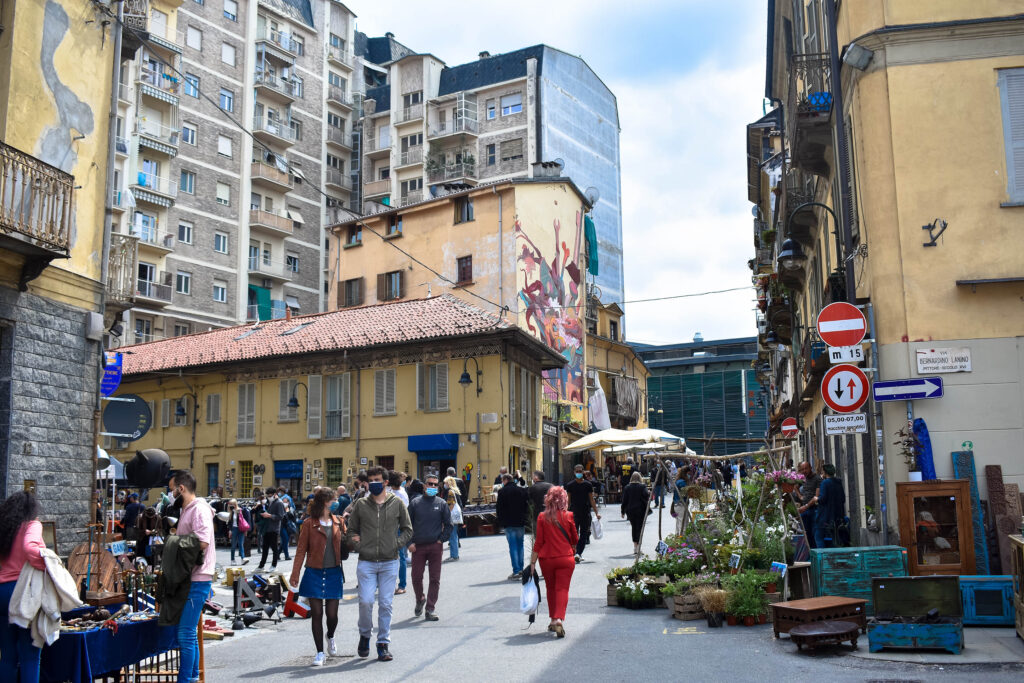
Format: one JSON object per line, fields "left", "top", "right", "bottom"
{"left": 247, "top": 300, "right": 288, "bottom": 322}
{"left": 138, "top": 66, "right": 180, "bottom": 96}
{"left": 428, "top": 162, "right": 476, "bottom": 183}
{"left": 325, "top": 168, "right": 351, "bottom": 190}
{"left": 327, "top": 85, "right": 351, "bottom": 107}
{"left": 252, "top": 116, "right": 297, "bottom": 142}
{"left": 399, "top": 190, "right": 423, "bottom": 206}
{"left": 363, "top": 178, "right": 390, "bottom": 196}
{"left": 787, "top": 53, "right": 833, "bottom": 175}
{"left": 115, "top": 136, "right": 130, "bottom": 156}
{"left": 132, "top": 171, "right": 178, "bottom": 198}
{"left": 396, "top": 103, "right": 423, "bottom": 123}
{"left": 133, "top": 228, "right": 175, "bottom": 251}
{"left": 428, "top": 118, "right": 478, "bottom": 137}
{"left": 118, "top": 83, "right": 132, "bottom": 103}
{"left": 0, "top": 142, "right": 73, "bottom": 254}
{"left": 326, "top": 48, "right": 353, "bottom": 68}
{"left": 136, "top": 278, "right": 172, "bottom": 303}
{"left": 250, "top": 161, "right": 293, "bottom": 189}
{"left": 107, "top": 233, "right": 139, "bottom": 305}
{"left": 136, "top": 119, "right": 179, "bottom": 147}
{"left": 249, "top": 208, "right": 294, "bottom": 235}
{"left": 363, "top": 133, "right": 391, "bottom": 153}
{"left": 326, "top": 127, "right": 352, "bottom": 149}
{"left": 248, "top": 257, "right": 290, "bottom": 280}
{"left": 398, "top": 147, "right": 423, "bottom": 166}
{"left": 256, "top": 27, "right": 299, "bottom": 57}
{"left": 254, "top": 72, "right": 298, "bottom": 99}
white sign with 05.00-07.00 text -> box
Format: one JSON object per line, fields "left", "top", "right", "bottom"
{"left": 824, "top": 412, "right": 868, "bottom": 435}
{"left": 915, "top": 347, "right": 971, "bottom": 374}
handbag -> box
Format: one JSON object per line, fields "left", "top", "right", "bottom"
{"left": 450, "top": 502, "right": 464, "bottom": 525}
{"left": 237, "top": 512, "right": 250, "bottom": 533}
{"left": 552, "top": 515, "right": 574, "bottom": 547}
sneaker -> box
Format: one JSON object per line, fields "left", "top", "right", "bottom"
{"left": 508, "top": 572, "right": 520, "bottom": 580}
{"left": 311, "top": 652, "right": 326, "bottom": 667}
{"left": 377, "top": 643, "right": 393, "bottom": 662}
{"left": 256, "top": 565, "right": 265, "bottom": 570}
{"left": 414, "top": 599, "right": 426, "bottom": 617}
{"left": 327, "top": 637, "right": 337, "bottom": 656}
{"left": 242, "top": 558, "right": 250, "bottom": 565}
{"left": 574, "top": 554, "right": 582, "bottom": 564}
{"left": 424, "top": 611, "right": 439, "bottom": 621}
{"left": 271, "top": 565, "right": 277, "bottom": 571}
{"left": 357, "top": 636, "right": 370, "bottom": 658}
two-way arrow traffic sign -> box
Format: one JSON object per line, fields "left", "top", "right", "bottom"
{"left": 872, "top": 377, "right": 944, "bottom": 402}
{"left": 821, "top": 364, "right": 869, "bottom": 413}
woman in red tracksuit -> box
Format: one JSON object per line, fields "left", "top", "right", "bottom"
{"left": 529, "top": 486, "right": 578, "bottom": 638}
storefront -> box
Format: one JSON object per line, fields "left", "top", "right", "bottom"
{"left": 407, "top": 433, "right": 459, "bottom": 480}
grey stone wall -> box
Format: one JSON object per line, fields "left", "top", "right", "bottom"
{"left": 0, "top": 286, "right": 98, "bottom": 556}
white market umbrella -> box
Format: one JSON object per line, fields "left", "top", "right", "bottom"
{"left": 564, "top": 427, "right": 685, "bottom": 453}
{"left": 602, "top": 443, "right": 667, "bottom": 454}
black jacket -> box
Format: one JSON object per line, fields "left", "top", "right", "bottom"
{"left": 621, "top": 482, "right": 650, "bottom": 516}
{"left": 408, "top": 494, "right": 453, "bottom": 545}
{"left": 496, "top": 484, "right": 529, "bottom": 528}
{"left": 156, "top": 533, "right": 204, "bottom": 626}
{"left": 264, "top": 497, "right": 285, "bottom": 533}
{"left": 528, "top": 481, "right": 553, "bottom": 520}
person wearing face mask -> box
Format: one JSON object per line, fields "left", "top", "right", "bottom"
{"left": 563, "top": 464, "right": 600, "bottom": 564}
{"left": 406, "top": 473, "right": 452, "bottom": 622}
{"left": 496, "top": 473, "right": 529, "bottom": 579}
{"left": 345, "top": 467, "right": 413, "bottom": 662}
{"left": 257, "top": 487, "right": 285, "bottom": 571}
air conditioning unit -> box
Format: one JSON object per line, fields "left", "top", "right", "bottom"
{"left": 163, "top": 234, "right": 175, "bottom": 249}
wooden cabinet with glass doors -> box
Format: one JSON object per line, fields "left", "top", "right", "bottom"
{"left": 896, "top": 480, "right": 975, "bottom": 576}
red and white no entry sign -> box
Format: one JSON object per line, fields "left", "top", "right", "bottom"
{"left": 781, "top": 417, "right": 799, "bottom": 438}
{"left": 821, "top": 364, "right": 869, "bottom": 413}
{"left": 817, "top": 302, "right": 867, "bottom": 348}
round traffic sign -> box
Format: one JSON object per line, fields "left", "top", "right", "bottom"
{"left": 781, "top": 417, "right": 799, "bottom": 438}
{"left": 821, "top": 364, "right": 869, "bottom": 413}
{"left": 817, "top": 302, "right": 867, "bottom": 347}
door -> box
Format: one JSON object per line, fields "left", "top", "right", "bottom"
{"left": 376, "top": 456, "right": 394, "bottom": 471}
{"left": 141, "top": 159, "right": 159, "bottom": 188}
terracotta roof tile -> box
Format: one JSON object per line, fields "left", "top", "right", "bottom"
{"left": 121, "top": 295, "right": 512, "bottom": 376}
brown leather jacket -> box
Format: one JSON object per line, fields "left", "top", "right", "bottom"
{"left": 290, "top": 515, "right": 346, "bottom": 585}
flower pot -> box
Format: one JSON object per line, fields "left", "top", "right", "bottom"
{"left": 742, "top": 616, "right": 756, "bottom": 627}
{"left": 726, "top": 614, "right": 737, "bottom": 626}
{"left": 908, "top": 471, "right": 923, "bottom": 482}
{"left": 664, "top": 596, "right": 675, "bottom": 611}
{"left": 757, "top": 613, "right": 767, "bottom": 624}
{"left": 780, "top": 482, "right": 796, "bottom": 494}
{"left": 706, "top": 612, "right": 724, "bottom": 628}
{"left": 764, "top": 582, "right": 777, "bottom": 594}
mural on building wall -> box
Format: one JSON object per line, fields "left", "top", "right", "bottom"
{"left": 39, "top": 1, "right": 94, "bottom": 174}
{"left": 516, "top": 211, "right": 585, "bottom": 404}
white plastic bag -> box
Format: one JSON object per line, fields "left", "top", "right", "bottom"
{"left": 591, "top": 515, "right": 603, "bottom": 540}
{"left": 450, "top": 503, "right": 464, "bottom": 525}
{"left": 520, "top": 578, "right": 539, "bottom": 615}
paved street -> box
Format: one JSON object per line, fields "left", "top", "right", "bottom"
{"left": 205, "top": 506, "right": 1024, "bottom": 682}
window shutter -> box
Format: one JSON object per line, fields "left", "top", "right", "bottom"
{"left": 340, "top": 372, "right": 351, "bottom": 437}
{"left": 526, "top": 373, "right": 534, "bottom": 437}
{"left": 397, "top": 271, "right": 405, "bottom": 299}
{"left": 416, "top": 363, "right": 426, "bottom": 411}
{"left": 161, "top": 398, "right": 170, "bottom": 428}
{"left": 336, "top": 282, "right": 344, "bottom": 308}
{"left": 508, "top": 363, "right": 516, "bottom": 432}
{"left": 307, "top": 374, "right": 322, "bottom": 438}
{"left": 386, "top": 368, "right": 396, "bottom": 413}
{"left": 279, "top": 380, "right": 290, "bottom": 420}
{"left": 534, "top": 375, "right": 541, "bottom": 437}
{"left": 206, "top": 394, "right": 220, "bottom": 423}
{"left": 520, "top": 367, "right": 528, "bottom": 435}
{"left": 374, "top": 370, "right": 386, "bottom": 414}
{"left": 436, "top": 362, "right": 448, "bottom": 411}
{"left": 376, "top": 273, "right": 386, "bottom": 301}
{"left": 148, "top": 400, "right": 157, "bottom": 426}
{"left": 236, "top": 385, "right": 246, "bottom": 441}
{"left": 356, "top": 277, "right": 364, "bottom": 305}
{"left": 999, "top": 69, "right": 1024, "bottom": 201}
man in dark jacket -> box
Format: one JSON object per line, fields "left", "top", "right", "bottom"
{"left": 496, "top": 474, "right": 530, "bottom": 579}
{"left": 814, "top": 463, "right": 847, "bottom": 549}
{"left": 257, "top": 487, "right": 285, "bottom": 570}
{"left": 407, "top": 473, "right": 452, "bottom": 622}
{"left": 527, "top": 470, "right": 553, "bottom": 529}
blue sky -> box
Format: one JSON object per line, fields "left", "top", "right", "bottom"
{"left": 353, "top": 0, "right": 768, "bottom": 345}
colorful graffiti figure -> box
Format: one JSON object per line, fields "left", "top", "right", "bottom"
{"left": 515, "top": 211, "right": 585, "bottom": 403}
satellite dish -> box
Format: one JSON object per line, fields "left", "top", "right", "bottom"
{"left": 102, "top": 394, "right": 153, "bottom": 442}
{"left": 585, "top": 186, "right": 601, "bottom": 206}
{"left": 751, "top": 205, "right": 759, "bottom": 217}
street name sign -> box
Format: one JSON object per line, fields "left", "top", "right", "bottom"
{"left": 817, "top": 302, "right": 867, "bottom": 347}
{"left": 821, "top": 364, "right": 869, "bottom": 413}
{"left": 872, "top": 377, "right": 943, "bottom": 402}
{"left": 828, "top": 345, "right": 864, "bottom": 364}
{"left": 825, "top": 413, "right": 868, "bottom": 435}
{"left": 915, "top": 347, "right": 971, "bottom": 374}
{"left": 781, "top": 417, "right": 799, "bottom": 437}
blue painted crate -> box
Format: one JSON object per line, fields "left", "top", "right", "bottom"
{"left": 811, "top": 546, "right": 908, "bottom": 614}
{"left": 868, "top": 576, "right": 963, "bottom": 654}
{"left": 867, "top": 622, "right": 963, "bottom": 654}
{"left": 959, "top": 575, "right": 1014, "bottom": 626}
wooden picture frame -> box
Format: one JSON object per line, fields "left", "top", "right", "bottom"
{"left": 304, "top": 482, "right": 312, "bottom": 492}
{"left": 313, "top": 460, "right": 322, "bottom": 468}
{"left": 305, "top": 472, "right": 311, "bottom": 483}
{"left": 40, "top": 521, "right": 56, "bottom": 550}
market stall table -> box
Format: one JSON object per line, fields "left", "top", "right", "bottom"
{"left": 789, "top": 620, "right": 860, "bottom": 651}
{"left": 771, "top": 596, "right": 868, "bottom": 638}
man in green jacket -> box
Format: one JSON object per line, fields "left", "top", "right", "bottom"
{"left": 346, "top": 466, "right": 412, "bottom": 662}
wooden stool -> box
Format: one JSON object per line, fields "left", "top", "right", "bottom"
{"left": 789, "top": 620, "right": 860, "bottom": 651}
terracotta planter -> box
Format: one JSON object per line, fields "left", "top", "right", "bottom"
{"left": 726, "top": 614, "right": 737, "bottom": 626}
{"left": 780, "top": 482, "right": 796, "bottom": 494}
{"left": 757, "top": 613, "right": 767, "bottom": 624}
{"left": 764, "top": 582, "right": 777, "bottom": 594}
{"left": 742, "top": 616, "right": 756, "bottom": 627}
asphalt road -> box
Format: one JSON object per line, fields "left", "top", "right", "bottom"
{"left": 204, "top": 504, "right": 1024, "bottom": 682}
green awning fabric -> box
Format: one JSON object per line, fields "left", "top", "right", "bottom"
{"left": 584, "top": 214, "right": 599, "bottom": 276}
{"left": 249, "top": 284, "right": 272, "bottom": 321}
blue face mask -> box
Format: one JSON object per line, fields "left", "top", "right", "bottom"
{"left": 425, "top": 487, "right": 438, "bottom": 497}
{"left": 575, "top": 472, "right": 584, "bottom": 479}
{"left": 368, "top": 482, "right": 385, "bottom": 496}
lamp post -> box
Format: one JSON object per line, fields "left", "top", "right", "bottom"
{"left": 286, "top": 381, "right": 309, "bottom": 410}
{"left": 458, "top": 357, "right": 482, "bottom": 395}
{"left": 175, "top": 392, "right": 199, "bottom": 472}
{"left": 458, "top": 358, "right": 483, "bottom": 500}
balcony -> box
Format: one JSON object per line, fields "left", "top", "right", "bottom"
{"left": 120, "top": 0, "right": 148, "bottom": 59}
{"left": 133, "top": 228, "right": 175, "bottom": 254}
{"left": 784, "top": 169, "right": 817, "bottom": 246}
{"left": 325, "top": 168, "right": 351, "bottom": 192}
{"left": 256, "top": 28, "right": 298, "bottom": 63}
{"left": 363, "top": 132, "right": 391, "bottom": 159}
{"left": 0, "top": 141, "right": 73, "bottom": 288}
{"left": 326, "top": 48, "right": 353, "bottom": 70}
{"left": 136, "top": 119, "right": 179, "bottom": 156}
{"left": 396, "top": 147, "right": 423, "bottom": 168}
{"left": 800, "top": 336, "right": 829, "bottom": 396}
{"left": 252, "top": 115, "right": 296, "bottom": 147}
{"left": 787, "top": 53, "right": 833, "bottom": 177}
{"left": 254, "top": 72, "right": 298, "bottom": 104}
{"left": 326, "top": 127, "right": 353, "bottom": 150}
{"left": 396, "top": 103, "right": 423, "bottom": 124}
{"left": 428, "top": 162, "right": 476, "bottom": 185}
{"left": 399, "top": 190, "right": 423, "bottom": 206}
{"left": 428, "top": 117, "right": 478, "bottom": 139}
{"left": 137, "top": 66, "right": 180, "bottom": 104}
{"left": 327, "top": 85, "right": 353, "bottom": 109}
{"left": 765, "top": 291, "right": 793, "bottom": 345}
{"left": 250, "top": 161, "right": 293, "bottom": 192}
{"left": 246, "top": 300, "right": 288, "bottom": 322}
{"left": 249, "top": 208, "right": 294, "bottom": 237}
{"left": 115, "top": 136, "right": 130, "bottom": 158}
{"left": 118, "top": 83, "right": 132, "bottom": 105}
{"left": 363, "top": 178, "right": 390, "bottom": 198}
{"left": 248, "top": 257, "right": 292, "bottom": 282}
{"left": 111, "top": 190, "right": 129, "bottom": 213}
{"left": 131, "top": 171, "right": 178, "bottom": 205}
{"left": 136, "top": 277, "right": 172, "bottom": 306}
{"left": 106, "top": 233, "right": 139, "bottom": 311}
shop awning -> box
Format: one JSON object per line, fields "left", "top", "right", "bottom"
{"left": 274, "top": 459, "right": 303, "bottom": 479}
{"left": 285, "top": 295, "right": 301, "bottom": 311}
{"left": 408, "top": 433, "right": 459, "bottom": 461}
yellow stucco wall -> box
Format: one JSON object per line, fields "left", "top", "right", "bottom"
{"left": 840, "top": 0, "right": 1023, "bottom": 44}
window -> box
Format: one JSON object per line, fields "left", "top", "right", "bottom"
{"left": 239, "top": 460, "right": 253, "bottom": 495}
{"left": 293, "top": 35, "right": 304, "bottom": 56}
{"left": 184, "top": 73, "right": 199, "bottom": 98}
{"left": 223, "top": 0, "right": 237, "bottom": 21}
{"left": 346, "top": 224, "right": 361, "bottom": 245}
{"left": 237, "top": 383, "right": 256, "bottom": 442}
{"left": 456, "top": 255, "right": 472, "bottom": 284}
{"left": 286, "top": 252, "right": 299, "bottom": 273}
{"left": 292, "top": 76, "right": 303, "bottom": 98}
{"left": 500, "top": 93, "right": 523, "bottom": 116}
{"left": 175, "top": 270, "right": 191, "bottom": 295}
{"left": 387, "top": 214, "right": 402, "bottom": 236}
{"left": 219, "top": 88, "right": 233, "bottom": 112}
{"left": 417, "top": 363, "right": 449, "bottom": 412}
{"left": 278, "top": 378, "right": 298, "bottom": 421}
{"left": 378, "top": 270, "right": 403, "bottom": 301}
{"left": 508, "top": 363, "right": 517, "bottom": 432}
{"left": 213, "top": 280, "right": 227, "bottom": 302}
{"left": 290, "top": 119, "right": 302, "bottom": 141}
{"left": 378, "top": 167, "right": 390, "bottom": 180}
{"left": 135, "top": 317, "right": 152, "bottom": 344}
{"left": 329, "top": 33, "right": 344, "bottom": 50}
{"left": 327, "top": 112, "right": 344, "bottom": 129}
{"left": 179, "top": 170, "right": 195, "bottom": 194}
{"left": 454, "top": 196, "right": 474, "bottom": 224}
{"left": 186, "top": 26, "right": 202, "bottom": 50}
{"left": 501, "top": 139, "right": 524, "bottom": 162}
{"left": 403, "top": 91, "right": 423, "bottom": 107}
{"left": 326, "top": 153, "right": 343, "bottom": 170}
{"left": 217, "top": 134, "right": 232, "bottom": 157}
{"left": 609, "top": 320, "right": 619, "bottom": 341}
{"left": 174, "top": 398, "right": 190, "bottom": 426}
{"left": 177, "top": 220, "right": 193, "bottom": 245}
{"left": 214, "top": 232, "right": 229, "bottom": 253}
{"left": 325, "top": 373, "right": 351, "bottom": 438}
{"left": 486, "top": 143, "right": 496, "bottom": 166}
{"left": 325, "top": 458, "right": 345, "bottom": 488}
{"left": 340, "top": 277, "right": 363, "bottom": 307}
{"left": 182, "top": 123, "right": 196, "bottom": 145}
{"left": 373, "top": 369, "right": 396, "bottom": 416}
{"left": 206, "top": 393, "right": 221, "bottom": 422}
{"left": 173, "top": 323, "right": 190, "bottom": 337}
{"left": 486, "top": 98, "right": 496, "bottom": 120}
{"left": 216, "top": 182, "right": 230, "bottom": 206}
{"left": 206, "top": 464, "right": 219, "bottom": 495}
{"left": 998, "top": 68, "right": 1024, "bottom": 203}
{"left": 221, "top": 42, "right": 236, "bottom": 66}
{"left": 328, "top": 71, "right": 345, "bottom": 88}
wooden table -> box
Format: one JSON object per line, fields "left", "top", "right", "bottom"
{"left": 789, "top": 620, "right": 860, "bottom": 651}
{"left": 771, "top": 596, "right": 868, "bottom": 638}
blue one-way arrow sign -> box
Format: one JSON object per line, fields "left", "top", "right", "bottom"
{"left": 872, "top": 377, "right": 944, "bottom": 402}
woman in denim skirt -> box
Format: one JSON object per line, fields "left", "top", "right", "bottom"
{"left": 290, "top": 488, "right": 347, "bottom": 667}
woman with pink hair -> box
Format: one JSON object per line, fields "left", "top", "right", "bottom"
{"left": 529, "top": 486, "right": 578, "bottom": 637}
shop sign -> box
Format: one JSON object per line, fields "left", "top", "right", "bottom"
{"left": 915, "top": 347, "right": 971, "bottom": 374}
{"left": 543, "top": 422, "right": 558, "bottom": 437}
{"left": 825, "top": 413, "right": 867, "bottom": 435}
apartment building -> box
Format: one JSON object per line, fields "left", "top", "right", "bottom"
{"left": 113, "top": 0, "right": 358, "bottom": 344}
{"left": 354, "top": 44, "right": 625, "bottom": 310}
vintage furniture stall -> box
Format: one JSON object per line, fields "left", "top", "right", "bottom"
{"left": 1010, "top": 535, "right": 1024, "bottom": 640}
{"left": 896, "top": 479, "right": 975, "bottom": 576}
{"left": 770, "top": 596, "right": 868, "bottom": 638}
{"left": 867, "top": 576, "right": 963, "bottom": 655}
{"left": 958, "top": 575, "right": 1014, "bottom": 626}
{"left": 810, "top": 546, "right": 907, "bottom": 614}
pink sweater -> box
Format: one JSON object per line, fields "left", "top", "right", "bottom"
{"left": 0, "top": 521, "right": 47, "bottom": 583}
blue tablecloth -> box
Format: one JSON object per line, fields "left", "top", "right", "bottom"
{"left": 41, "top": 610, "right": 177, "bottom": 683}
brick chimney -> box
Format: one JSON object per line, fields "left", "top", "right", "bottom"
{"left": 285, "top": 307, "right": 292, "bottom": 320}
{"left": 479, "top": 51, "right": 490, "bottom": 60}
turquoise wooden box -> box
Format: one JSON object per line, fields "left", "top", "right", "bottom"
{"left": 959, "top": 575, "right": 1014, "bottom": 626}
{"left": 867, "top": 576, "right": 963, "bottom": 655}
{"left": 810, "top": 546, "right": 908, "bottom": 614}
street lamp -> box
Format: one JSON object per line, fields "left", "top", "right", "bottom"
{"left": 458, "top": 357, "right": 482, "bottom": 396}
{"left": 176, "top": 392, "right": 198, "bottom": 471}
{"left": 286, "top": 381, "right": 309, "bottom": 409}
{"left": 777, "top": 238, "right": 807, "bottom": 270}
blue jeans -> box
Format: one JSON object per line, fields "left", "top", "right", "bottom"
{"left": 177, "top": 580, "right": 211, "bottom": 683}
{"left": 449, "top": 526, "right": 460, "bottom": 559}
{"left": 0, "top": 581, "right": 40, "bottom": 683}
{"left": 398, "top": 544, "right": 408, "bottom": 590}
{"left": 504, "top": 527, "right": 525, "bottom": 573}
{"left": 279, "top": 524, "right": 291, "bottom": 560}
{"left": 231, "top": 529, "right": 246, "bottom": 562}
{"left": 654, "top": 485, "right": 665, "bottom": 507}
{"left": 800, "top": 510, "right": 817, "bottom": 549}
{"left": 356, "top": 560, "right": 399, "bottom": 644}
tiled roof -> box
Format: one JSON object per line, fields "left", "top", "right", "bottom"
{"left": 121, "top": 295, "right": 518, "bottom": 376}
{"left": 354, "top": 31, "right": 417, "bottom": 66}
{"left": 365, "top": 84, "right": 390, "bottom": 112}
{"left": 438, "top": 45, "right": 545, "bottom": 96}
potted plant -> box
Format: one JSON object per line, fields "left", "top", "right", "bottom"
{"left": 694, "top": 586, "right": 727, "bottom": 628}
{"left": 894, "top": 421, "right": 923, "bottom": 481}
{"left": 765, "top": 469, "right": 805, "bottom": 495}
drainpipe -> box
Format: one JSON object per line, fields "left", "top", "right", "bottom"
{"left": 354, "top": 367, "right": 361, "bottom": 470}
{"left": 493, "top": 186, "right": 503, "bottom": 317}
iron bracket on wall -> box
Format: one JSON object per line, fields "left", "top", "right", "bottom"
{"left": 921, "top": 218, "right": 948, "bottom": 247}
